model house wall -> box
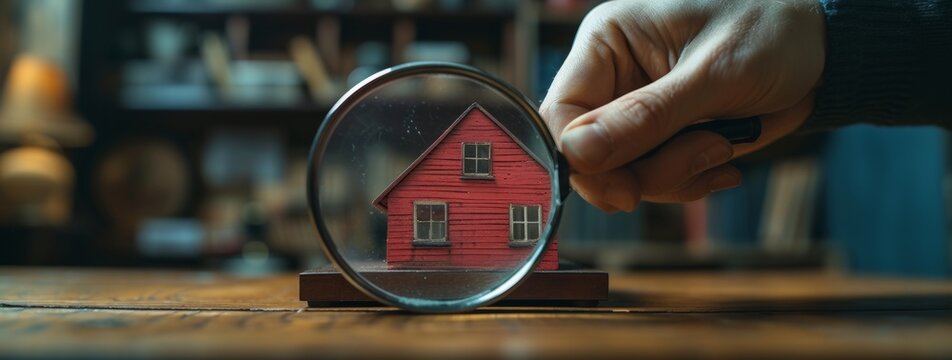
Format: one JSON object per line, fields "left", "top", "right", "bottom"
{"left": 374, "top": 103, "right": 558, "bottom": 270}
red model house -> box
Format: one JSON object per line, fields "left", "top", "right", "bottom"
{"left": 373, "top": 103, "right": 558, "bottom": 270}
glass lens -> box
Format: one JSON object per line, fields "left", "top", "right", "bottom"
{"left": 309, "top": 64, "right": 560, "bottom": 311}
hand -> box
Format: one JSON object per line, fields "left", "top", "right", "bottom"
{"left": 540, "top": 0, "right": 825, "bottom": 212}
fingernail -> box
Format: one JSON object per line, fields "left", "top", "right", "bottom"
{"left": 709, "top": 171, "right": 742, "bottom": 192}
{"left": 561, "top": 123, "right": 611, "bottom": 168}
{"left": 692, "top": 143, "right": 734, "bottom": 175}
{"left": 604, "top": 181, "right": 636, "bottom": 212}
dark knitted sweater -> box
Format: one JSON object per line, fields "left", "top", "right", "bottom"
{"left": 807, "top": 0, "right": 952, "bottom": 130}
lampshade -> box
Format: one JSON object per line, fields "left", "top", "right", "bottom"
{"left": 0, "top": 145, "right": 73, "bottom": 225}
{"left": 0, "top": 54, "right": 93, "bottom": 147}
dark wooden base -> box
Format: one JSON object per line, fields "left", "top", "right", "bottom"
{"left": 300, "top": 262, "right": 608, "bottom": 307}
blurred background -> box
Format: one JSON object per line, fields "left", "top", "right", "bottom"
{"left": 0, "top": 0, "right": 948, "bottom": 279}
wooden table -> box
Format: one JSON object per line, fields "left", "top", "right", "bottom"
{"left": 2, "top": 267, "right": 952, "bottom": 359}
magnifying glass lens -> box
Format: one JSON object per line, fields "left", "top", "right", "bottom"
{"left": 311, "top": 67, "right": 561, "bottom": 310}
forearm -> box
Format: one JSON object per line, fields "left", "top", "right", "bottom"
{"left": 806, "top": 0, "right": 952, "bottom": 130}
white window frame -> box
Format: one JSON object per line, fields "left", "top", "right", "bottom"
{"left": 509, "top": 204, "right": 542, "bottom": 246}
{"left": 412, "top": 201, "right": 449, "bottom": 246}
{"left": 461, "top": 142, "right": 492, "bottom": 178}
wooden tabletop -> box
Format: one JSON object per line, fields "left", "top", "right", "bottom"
{"left": 2, "top": 267, "right": 952, "bottom": 359}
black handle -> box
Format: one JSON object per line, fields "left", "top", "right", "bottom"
{"left": 557, "top": 116, "right": 762, "bottom": 201}
{"left": 679, "top": 116, "right": 761, "bottom": 145}
{"left": 642, "top": 116, "right": 761, "bottom": 158}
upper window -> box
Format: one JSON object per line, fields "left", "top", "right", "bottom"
{"left": 413, "top": 202, "right": 447, "bottom": 245}
{"left": 510, "top": 204, "right": 542, "bottom": 245}
{"left": 462, "top": 142, "right": 492, "bottom": 178}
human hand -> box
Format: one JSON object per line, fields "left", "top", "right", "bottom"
{"left": 540, "top": 0, "right": 825, "bottom": 212}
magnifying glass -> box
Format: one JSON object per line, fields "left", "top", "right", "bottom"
{"left": 307, "top": 62, "right": 760, "bottom": 313}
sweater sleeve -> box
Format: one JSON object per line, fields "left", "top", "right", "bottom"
{"left": 804, "top": 0, "right": 952, "bottom": 131}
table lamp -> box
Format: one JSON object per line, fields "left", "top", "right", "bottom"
{"left": 0, "top": 54, "right": 93, "bottom": 226}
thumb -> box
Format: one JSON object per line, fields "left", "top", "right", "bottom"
{"left": 559, "top": 70, "right": 709, "bottom": 174}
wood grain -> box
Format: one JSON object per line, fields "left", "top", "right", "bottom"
{"left": 608, "top": 270, "right": 952, "bottom": 312}
{"left": 2, "top": 307, "right": 952, "bottom": 359}
{"left": 3, "top": 267, "right": 952, "bottom": 358}
{"left": 3, "top": 267, "right": 952, "bottom": 312}
{"left": 0, "top": 267, "right": 302, "bottom": 310}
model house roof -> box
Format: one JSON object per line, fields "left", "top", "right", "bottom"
{"left": 371, "top": 102, "right": 547, "bottom": 212}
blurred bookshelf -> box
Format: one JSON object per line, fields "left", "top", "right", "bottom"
{"left": 68, "top": 0, "right": 613, "bottom": 269}
{"left": 64, "top": 0, "right": 837, "bottom": 271}
{"left": 3, "top": 0, "right": 946, "bottom": 278}
{"left": 79, "top": 0, "right": 543, "bottom": 118}
{"left": 21, "top": 0, "right": 843, "bottom": 274}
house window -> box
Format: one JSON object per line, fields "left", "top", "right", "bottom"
{"left": 462, "top": 142, "right": 492, "bottom": 177}
{"left": 510, "top": 205, "right": 542, "bottom": 245}
{"left": 413, "top": 202, "right": 448, "bottom": 245}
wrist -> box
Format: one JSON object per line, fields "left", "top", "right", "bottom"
{"left": 805, "top": 0, "right": 952, "bottom": 130}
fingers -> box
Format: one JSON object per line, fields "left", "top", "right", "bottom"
{"left": 539, "top": 6, "right": 646, "bottom": 144}
{"left": 568, "top": 130, "right": 734, "bottom": 212}
{"left": 568, "top": 95, "right": 811, "bottom": 213}
{"left": 538, "top": 36, "right": 615, "bottom": 141}
{"left": 569, "top": 168, "right": 641, "bottom": 213}
{"left": 559, "top": 69, "right": 710, "bottom": 175}
{"left": 571, "top": 163, "right": 742, "bottom": 212}
{"left": 642, "top": 164, "right": 743, "bottom": 203}
{"left": 631, "top": 131, "right": 734, "bottom": 196}
{"left": 734, "top": 93, "right": 814, "bottom": 157}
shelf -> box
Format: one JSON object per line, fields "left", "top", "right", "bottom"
{"left": 561, "top": 243, "right": 827, "bottom": 271}
{"left": 128, "top": 1, "right": 515, "bottom": 21}
{"left": 121, "top": 103, "right": 329, "bottom": 114}
{"left": 539, "top": 12, "right": 586, "bottom": 25}
{"left": 103, "top": 102, "right": 330, "bottom": 134}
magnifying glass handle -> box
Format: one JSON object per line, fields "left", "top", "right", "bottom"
{"left": 679, "top": 116, "right": 761, "bottom": 144}
{"left": 642, "top": 116, "right": 761, "bottom": 157}
{"left": 557, "top": 116, "right": 762, "bottom": 201}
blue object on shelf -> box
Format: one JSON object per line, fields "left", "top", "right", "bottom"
{"left": 534, "top": 47, "right": 570, "bottom": 103}
{"left": 824, "top": 124, "right": 950, "bottom": 278}
{"left": 707, "top": 163, "right": 771, "bottom": 246}
{"left": 558, "top": 194, "right": 642, "bottom": 244}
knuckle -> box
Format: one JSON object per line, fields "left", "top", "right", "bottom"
{"left": 538, "top": 103, "right": 559, "bottom": 131}
{"left": 636, "top": 178, "right": 664, "bottom": 197}
{"left": 704, "top": 40, "right": 742, "bottom": 82}
{"left": 580, "top": 1, "right": 644, "bottom": 45}
{"left": 583, "top": 2, "right": 619, "bottom": 25}
{"left": 672, "top": 190, "right": 705, "bottom": 203}
{"left": 641, "top": 172, "right": 708, "bottom": 203}
{"left": 611, "top": 92, "right": 671, "bottom": 143}
{"left": 629, "top": 161, "right": 661, "bottom": 196}
{"left": 665, "top": 183, "right": 707, "bottom": 202}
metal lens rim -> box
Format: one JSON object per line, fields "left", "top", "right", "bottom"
{"left": 306, "top": 61, "right": 565, "bottom": 313}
